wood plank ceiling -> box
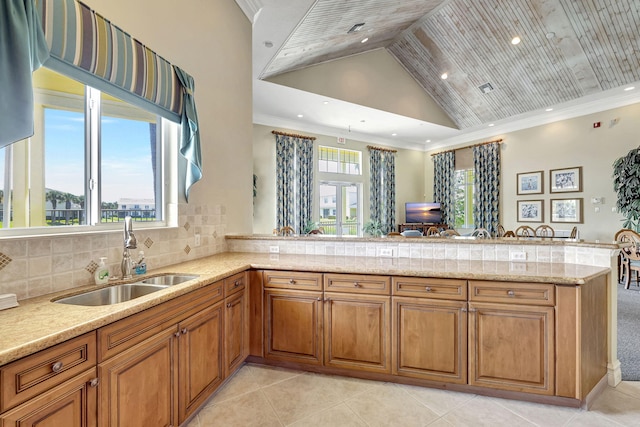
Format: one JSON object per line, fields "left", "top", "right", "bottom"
{"left": 262, "top": 0, "right": 640, "bottom": 129}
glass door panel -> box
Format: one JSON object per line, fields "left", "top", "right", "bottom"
{"left": 319, "top": 182, "right": 360, "bottom": 236}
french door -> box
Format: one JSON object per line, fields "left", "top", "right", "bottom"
{"left": 319, "top": 182, "right": 360, "bottom": 236}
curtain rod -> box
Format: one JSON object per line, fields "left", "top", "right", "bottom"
{"left": 430, "top": 139, "right": 503, "bottom": 157}
{"left": 367, "top": 145, "right": 397, "bottom": 153}
{"left": 271, "top": 130, "right": 316, "bottom": 140}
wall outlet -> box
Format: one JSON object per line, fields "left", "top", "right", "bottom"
{"left": 377, "top": 247, "right": 396, "bottom": 257}
{"left": 194, "top": 233, "right": 201, "bottom": 247}
{"left": 510, "top": 251, "right": 527, "bottom": 261}
{"left": 269, "top": 245, "right": 280, "bottom": 253}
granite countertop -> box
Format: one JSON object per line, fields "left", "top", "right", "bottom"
{"left": 0, "top": 252, "right": 610, "bottom": 367}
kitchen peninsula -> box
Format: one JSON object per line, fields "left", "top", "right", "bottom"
{"left": 0, "top": 236, "right": 620, "bottom": 424}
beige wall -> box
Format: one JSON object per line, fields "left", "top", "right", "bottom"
{"left": 252, "top": 124, "right": 426, "bottom": 234}
{"left": 0, "top": 0, "right": 253, "bottom": 300}
{"left": 426, "top": 102, "right": 640, "bottom": 242}
{"left": 267, "top": 49, "right": 456, "bottom": 129}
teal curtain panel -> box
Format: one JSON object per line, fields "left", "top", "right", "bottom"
{"left": 433, "top": 151, "right": 455, "bottom": 228}
{"left": 473, "top": 142, "right": 501, "bottom": 234}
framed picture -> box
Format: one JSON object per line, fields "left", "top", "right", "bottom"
{"left": 517, "top": 171, "right": 543, "bottom": 195}
{"left": 551, "top": 198, "right": 583, "bottom": 223}
{"left": 550, "top": 166, "right": 582, "bottom": 193}
{"left": 517, "top": 200, "right": 543, "bottom": 223}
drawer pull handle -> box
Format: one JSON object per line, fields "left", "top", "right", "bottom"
{"left": 353, "top": 282, "right": 361, "bottom": 287}
{"left": 507, "top": 290, "right": 515, "bottom": 296}
{"left": 89, "top": 378, "right": 99, "bottom": 388}
{"left": 425, "top": 286, "right": 432, "bottom": 292}
{"left": 317, "top": 297, "right": 322, "bottom": 301}
{"left": 461, "top": 307, "right": 467, "bottom": 313}
{"left": 174, "top": 332, "right": 181, "bottom": 338}
{"left": 234, "top": 281, "right": 241, "bottom": 287}
{"left": 181, "top": 328, "right": 188, "bottom": 335}
{"left": 289, "top": 279, "right": 296, "bottom": 285}
{"left": 469, "top": 307, "right": 477, "bottom": 312}
{"left": 227, "top": 302, "right": 232, "bottom": 308}
{"left": 51, "top": 361, "right": 63, "bottom": 373}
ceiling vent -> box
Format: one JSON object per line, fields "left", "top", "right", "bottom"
{"left": 479, "top": 83, "right": 494, "bottom": 94}
{"left": 347, "top": 23, "right": 365, "bottom": 34}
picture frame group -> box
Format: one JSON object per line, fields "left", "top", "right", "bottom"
{"left": 517, "top": 167, "right": 582, "bottom": 195}
{"left": 517, "top": 198, "right": 583, "bottom": 223}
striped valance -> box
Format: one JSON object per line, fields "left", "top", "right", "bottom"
{"left": 37, "top": 0, "right": 182, "bottom": 121}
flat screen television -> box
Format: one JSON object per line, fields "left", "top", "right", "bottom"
{"left": 405, "top": 202, "right": 442, "bottom": 224}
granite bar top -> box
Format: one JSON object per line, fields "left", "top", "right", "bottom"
{"left": 0, "top": 252, "right": 609, "bottom": 367}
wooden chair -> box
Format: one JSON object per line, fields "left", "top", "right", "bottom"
{"left": 386, "top": 231, "right": 402, "bottom": 237}
{"left": 307, "top": 228, "right": 323, "bottom": 235}
{"left": 535, "top": 224, "right": 555, "bottom": 237}
{"left": 503, "top": 230, "right": 516, "bottom": 237}
{"left": 425, "top": 226, "right": 441, "bottom": 237}
{"left": 615, "top": 229, "right": 640, "bottom": 289}
{"left": 441, "top": 229, "right": 460, "bottom": 237}
{"left": 471, "top": 228, "right": 491, "bottom": 238}
{"left": 569, "top": 226, "right": 578, "bottom": 239}
{"left": 496, "top": 224, "right": 506, "bottom": 237}
{"left": 280, "top": 226, "right": 295, "bottom": 236}
{"left": 515, "top": 225, "right": 536, "bottom": 237}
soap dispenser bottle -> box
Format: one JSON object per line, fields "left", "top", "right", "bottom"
{"left": 135, "top": 251, "right": 147, "bottom": 275}
{"left": 94, "top": 257, "right": 109, "bottom": 285}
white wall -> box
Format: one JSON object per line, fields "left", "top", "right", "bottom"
{"left": 426, "top": 102, "right": 640, "bottom": 242}
{"left": 252, "top": 124, "right": 426, "bottom": 234}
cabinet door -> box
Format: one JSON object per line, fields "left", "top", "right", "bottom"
{"left": 178, "top": 302, "right": 224, "bottom": 424}
{"left": 264, "top": 289, "right": 323, "bottom": 365}
{"left": 392, "top": 297, "right": 467, "bottom": 384}
{"left": 468, "top": 302, "right": 555, "bottom": 395}
{"left": 98, "top": 327, "right": 178, "bottom": 427}
{"left": 324, "top": 293, "right": 391, "bottom": 373}
{"left": 225, "top": 289, "right": 249, "bottom": 377}
{"left": 0, "top": 368, "right": 97, "bottom": 427}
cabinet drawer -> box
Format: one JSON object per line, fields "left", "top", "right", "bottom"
{"left": 263, "top": 270, "right": 323, "bottom": 291}
{"left": 469, "top": 281, "right": 555, "bottom": 306}
{"left": 224, "top": 271, "right": 246, "bottom": 297}
{"left": 324, "top": 274, "right": 391, "bottom": 295}
{"left": 98, "top": 280, "right": 223, "bottom": 361}
{"left": 0, "top": 332, "right": 97, "bottom": 412}
{"left": 392, "top": 277, "right": 467, "bottom": 300}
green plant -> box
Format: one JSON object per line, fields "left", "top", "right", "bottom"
{"left": 613, "top": 146, "right": 640, "bottom": 231}
{"left": 302, "top": 220, "right": 317, "bottom": 235}
{"left": 362, "top": 219, "right": 385, "bottom": 237}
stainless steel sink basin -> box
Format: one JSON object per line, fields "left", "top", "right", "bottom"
{"left": 140, "top": 274, "right": 199, "bottom": 286}
{"left": 54, "top": 283, "right": 169, "bottom": 306}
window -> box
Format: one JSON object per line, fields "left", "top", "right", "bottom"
{"left": 318, "top": 146, "right": 361, "bottom": 175}
{"left": 454, "top": 169, "right": 475, "bottom": 228}
{"left": 319, "top": 182, "right": 360, "bottom": 236}
{"left": 0, "top": 67, "right": 175, "bottom": 232}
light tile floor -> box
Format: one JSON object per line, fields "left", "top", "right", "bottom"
{"left": 184, "top": 364, "right": 640, "bottom": 427}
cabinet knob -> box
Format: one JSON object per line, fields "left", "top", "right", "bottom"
{"left": 317, "top": 297, "right": 321, "bottom": 301}
{"left": 507, "top": 290, "right": 515, "bottom": 296}
{"left": 461, "top": 307, "right": 467, "bottom": 312}
{"left": 353, "top": 282, "right": 361, "bottom": 287}
{"left": 234, "top": 281, "right": 241, "bottom": 287}
{"left": 51, "top": 361, "right": 63, "bottom": 373}
{"left": 89, "top": 378, "right": 99, "bottom": 388}
{"left": 289, "top": 279, "right": 296, "bottom": 285}
{"left": 227, "top": 302, "right": 232, "bottom": 308}
{"left": 469, "top": 307, "right": 477, "bottom": 312}
{"left": 425, "top": 286, "right": 432, "bottom": 292}
{"left": 181, "top": 328, "right": 188, "bottom": 335}
{"left": 174, "top": 332, "right": 181, "bottom": 338}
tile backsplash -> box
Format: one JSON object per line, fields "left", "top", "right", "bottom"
{"left": 0, "top": 203, "right": 227, "bottom": 301}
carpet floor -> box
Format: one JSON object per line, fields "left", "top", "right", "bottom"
{"left": 617, "top": 283, "right": 640, "bottom": 381}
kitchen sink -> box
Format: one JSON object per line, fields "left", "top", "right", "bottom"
{"left": 140, "top": 274, "right": 199, "bottom": 286}
{"left": 54, "top": 283, "right": 170, "bottom": 306}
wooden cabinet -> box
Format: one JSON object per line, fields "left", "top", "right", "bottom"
{"left": 324, "top": 292, "right": 391, "bottom": 373}
{"left": 264, "top": 288, "right": 324, "bottom": 365}
{"left": 468, "top": 280, "right": 555, "bottom": 395}
{"left": 224, "top": 272, "right": 249, "bottom": 377}
{"left": 0, "top": 332, "right": 98, "bottom": 427}
{"left": 97, "top": 280, "right": 226, "bottom": 426}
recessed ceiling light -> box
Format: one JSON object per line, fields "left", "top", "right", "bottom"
{"left": 297, "top": 114, "right": 304, "bottom": 118}
{"left": 546, "top": 32, "right": 556, "bottom": 39}
{"left": 488, "top": 123, "right": 495, "bottom": 127}
{"left": 441, "top": 73, "right": 448, "bottom": 80}
{"left": 545, "top": 108, "right": 553, "bottom": 112}
{"left": 263, "top": 41, "right": 274, "bottom": 48}
{"left": 426, "top": 139, "right": 431, "bottom": 143}
{"left": 391, "top": 133, "right": 397, "bottom": 136}
{"left": 511, "top": 36, "right": 521, "bottom": 45}
{"left": 361, "top": 37, "right": 369, "bottom": 43}
{"left": 323, "top": 101, "right": 329, "bottom": 105}
{"left": 624, "top": 86, "right": 635, "bottom": 91}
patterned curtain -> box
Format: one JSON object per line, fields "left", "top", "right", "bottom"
{"left": 473, "top": 142, "right": 501, "bottom": 235}
{"left": 275, "top": 134, "right": 314, "bottom": 233}
{"left": 369, "top": 149, "right": 382, "bottom": 225}
{"left": 433, "top": 151, "right": 455, "bottom": 227}
{"left": 296, "top": 138, "right": 314, "bottom": 233}
{"left": 276, "top": 135, "right": 295, "bottom": 230}
{"left": 369, "top": 148, "right": 395, "bottom": 233}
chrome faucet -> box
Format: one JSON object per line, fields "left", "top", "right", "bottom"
{"left": 121, "top": 216, "right": 137, "bottom": 279}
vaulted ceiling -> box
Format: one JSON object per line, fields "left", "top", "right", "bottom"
{"left": 238, "top": 0, "right": 640, "bottom": 149}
